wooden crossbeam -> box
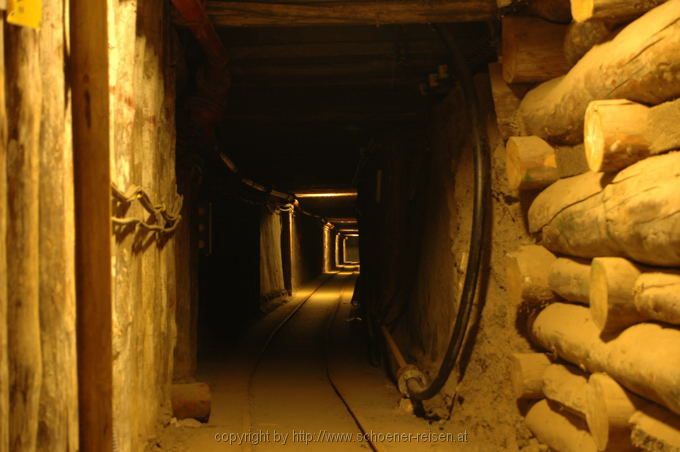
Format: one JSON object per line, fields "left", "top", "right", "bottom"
{"left": 202, "top": 1, "right": 496, "bottom": 27}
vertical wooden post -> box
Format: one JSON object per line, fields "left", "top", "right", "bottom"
{"left": 0, "top": 16, "right": 9, "bottom": 452}
{"left": 6, "top": 23, "right": 42, "bottom": 452}
{"left": 38, "top": 0, "right": 79, "bottom": 449}
{"left": 70, "top": 0, "right": 113, "bottom": 450}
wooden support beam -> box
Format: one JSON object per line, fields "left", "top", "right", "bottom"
{"left": 630, "top": 403, "right": 680, "bottom": 451}
{"left": 71, "top": 0, "right": 114, "bottom": 448}
{"left": 511, "top": 353, "right": 551, "bottom": 399}
{"left": 498, "top": 0, "right": 572, "bottom": 22}
{"left": 584, "top": 98, "right": 680, "bottom": 173}
{"left": 6, "top": 24, "right": 42, "bottom": 452}
{"left": 572, "top": 0, "right": 668, "bottom": 23}
{"left": 542, "top": 364, "right": 588, "bottom": 417}
{"left": 505, "top": 136, "right": 559, "bottom": 191}
{"left": 531, "top": 303, "right": 680, "bottom": 415}
{"left": 38, "top": 0, "right": 79, "bottom": 449}
{"left": 586, "top": 373, "right": 644, "bottom": 451}
{"left": 634, "top": 271, "right": 680, "bottom": 327}
{"left": 502, "top": 16, "right": 569, "bottom": 83}
{"left": 563, "top": 19, "right": 611, "bottom": 67}
{"left": 0, "top": 16, "right": 8, "bottom": 452}
{"left": 505, "top": 245, "right": 556, "bottom": 305}
{"left": 516, "top": 0, "right": 680, "bottom": 145}
{"left": 549, "top": 257, "right": 590, "bottom": 304}
{"left": 227, "top": 40, "right": 447, "bottom": 62}
{"left": 525, "top": 400, "right": 598, "bottom": 452}
{"left": 204, "top": 0, "right": 496, "bottom": 27}
{"left": 589, "top": 257, "right": 641, "bottom": 334}
{"left": 528, "top": 152, "right": 680, "bottom": 266}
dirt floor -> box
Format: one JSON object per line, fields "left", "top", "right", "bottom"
{"left": 153, "top": 272, "right": 481, "bottom": 451}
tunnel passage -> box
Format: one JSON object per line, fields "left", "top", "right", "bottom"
{"left": 3, "top": 1, "right": 680, "bottom": 452}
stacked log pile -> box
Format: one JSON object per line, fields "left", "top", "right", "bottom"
{"left": 496, "top": 1, "right": 680, "bottom": 450}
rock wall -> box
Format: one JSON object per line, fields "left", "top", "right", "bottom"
{"left": 359, "top": 77, "right": 533, "bottom": 448}
{"left": 108, "top": 0, "right": 180, "bottom": 449}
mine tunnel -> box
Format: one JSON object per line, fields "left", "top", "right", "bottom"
{"left": 2, "top": 0, "right": 680, "bottom": 451}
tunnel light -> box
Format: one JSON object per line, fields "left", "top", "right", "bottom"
{"left": 295, "top": 190, "right": 357, "bottom": 199}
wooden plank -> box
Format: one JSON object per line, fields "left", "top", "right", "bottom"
{"left": 228, "top": 39, "right": 448, "bottom": 61}
{"left": 6, "top": 24, "right": 42, "bottom": 452}
{"left": 204, "top": 0, "right": 496, "bottom": 27}
{"left": 0, "top": 16, "right": 8, "bottom": 452}
{"left": 230, "top": 57, "right": 442, "bottom": 83}
{"left": 38, "top": 0, "right": 79, "bottom": 450}
{"left": 70, "top": 0, "right": 114, "bottom": 449}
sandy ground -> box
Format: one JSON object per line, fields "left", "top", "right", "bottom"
{"left": 153, "top": 272, "right": 479, "bottom": 451}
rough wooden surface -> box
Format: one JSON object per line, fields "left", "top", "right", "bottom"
{"left": 525, "top": 399, "right": 598, "bottom": 452}
{"left": 38, "top": 1, "right": 79, "bottom": 449}
{"left": 586, "top": 373, "right": 644, "bottom": 450}
{"left": 532, "top": 304, "right": 680, "bottom": 415}
{"left": 585, "top": 98, "right": 680, "bottom": 172}
{"left": 589, "top": 257, "right": 641, "bottom": 333}
{"left": 531, "top": 303, "right": 607, "bottom": 372}
{"left": 510, "top": 353, "right": 551, "bottom": 399}
{"left": 527, "top": 170, "right": 607, "bottom": 234}
{"left": 554, "top": 144, "right": 589, "bottom": 177}
{"left": 516, "top": 0, "right": 680, "bottom": 145}
{"left": 630, "top": 403, "right": 680, "bottom": 451}
{"left": 606, "top": 323, "right": 680, "bottom": 415}
{"left": 0, "top": 17, "right": 8, "bottom": 452}
{"left": 506, "top": 136, "right": 559, "bottom": 191}
{"left": 502, "top": 16, "right": 569, "bottom": 83}
{"left": 71, "top": 0, "right": 113, "bottom": 447}
{"left": 6, "top": 25, "right": 43, "bottom": 452}
{"left": 563, "top": 19, "right": 611, "bottom": 67}
{"left": 506, "top": 245, "right": 556, "bottom": 305}
{"left": 542, "top": 364, "right": 588, "bottom": 416}
{"left": 529, "top": 152, "right": 680, "bottom": 266}
{"left": 204, "top": 0, "right": 497, "bottom": 26}
{"left": 572, "top": 0, "right": 668, "bottom": 23}
{"left": 548, "top": 257, "right": 590, "bottom": 304}
{"left": 634, "top": 271, "right": 680, "bottom": 326}
{"left": 109, "top": 1, "right": 180, "bottom": 450}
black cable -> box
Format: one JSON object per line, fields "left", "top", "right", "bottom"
{"left": 408, "top": 25, "right": 491, "bottom": 401}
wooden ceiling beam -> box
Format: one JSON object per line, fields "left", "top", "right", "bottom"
{"left": 228, "top": 40, "right": 448, "bottom": 61}
{"left": 203, "top": 1, "right": 496, "bottom": 27}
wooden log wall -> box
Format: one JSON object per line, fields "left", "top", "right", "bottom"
{"left": 108, "top": 0, "right": 180, "bottom": 450}
{"left": 1, "top": 0, "right": 82, "bottom": 449}
{"left": 497, "top": 1, "right": 680, "bottom": 450}
{"left": 0, "top": 15, "right": 8, "bottom": 452}
{"left": 37, "top": 0, "right": 79, "bottom": 450}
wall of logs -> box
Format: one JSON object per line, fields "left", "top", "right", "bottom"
{"left": 1, "top": 1, "right": 79, "bottom": 450}
{"left": 497, "top": 0, "right": 680, "bottom": 450}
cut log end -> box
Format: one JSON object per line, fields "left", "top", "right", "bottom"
{"left": 506, "top": 245, "right": 557, "bottom": 305}
{"left": 584, "top": 103, "right": 606, "bottom": 172}
{"left": 506, "top": 136, "right": 559, "bottom": 191}
{"left": 511, "top": 352, "right": 551, "bottom": 399}
{"left": 586, "top": 373, "right": 645, "bottom": 451}
{"left": 584, "top": 99, "right": 650, "bottom": 172}
{"left": 571, "top": 0, "right": 595, "bottom": 22}
{"left": 589, "top": 257, "right": 641, "bottom": 333}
